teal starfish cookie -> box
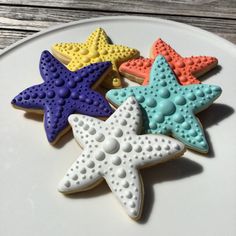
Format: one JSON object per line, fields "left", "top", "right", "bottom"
{"left": 106, "top": 55, "right": 222, "bottom": 153}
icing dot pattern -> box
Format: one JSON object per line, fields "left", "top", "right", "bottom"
{"left": 52, "top": 28, "right": 140, "bottom": 88}
{"left": 119, "top": 38, "right": 218, "bottom": 86}
{"left": 107, "top": 56, "right": 222, "bottom": 153}
{"left": 11, "top": 50, "right": 113, "bottom": 143}
{"left": 58, "top": 97, "right": 185, "bottom": 219}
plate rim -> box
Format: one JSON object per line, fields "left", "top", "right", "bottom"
{"left": 1, "top": 15, "right": 236, "bottom": 57}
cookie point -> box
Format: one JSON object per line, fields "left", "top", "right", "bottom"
{"left": 68, "top": 114, "right": 79, "bottom": 126}
{"left": 127, "top": 96, "right": 137, "bottom": 105}
{"left": 57, "top": 178, "right": 71, "bottom": 193}
{"left": 128, "top": 206, "right": 141, "bottom": 220}
{"left": 41, "top": 50, "right": 51, "bottom": 57}
{"left": 47, "top": 133, "right": 56, "bottom": 144}
{"left": 199, "top": 142, "right": 209, "bottom": 153}
{"left": 174, "top": 139, "right": 185, "bottom": 152}
{"left": 212, "top": 85, "right": 222, "bottom": 94}
{"left": 11, "top": 98, "right": 16, "bottom": 104}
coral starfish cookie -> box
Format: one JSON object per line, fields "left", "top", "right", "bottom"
{"left": 11, "top": 50, "right": 113, "bottom": 144}
{"left": 52, "top": 28, "right": 140, "bottom": 89}
{"left": 106, "top": 56, "right": 222, "bottom": 153}
{"left": 119, "top": 38, "right": 218, "bottom": 85}
{"left": 58, "top": 97, "right": 185, "bottom": 220}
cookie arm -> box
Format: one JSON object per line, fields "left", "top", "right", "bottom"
{"left": 39, "top": 50, "right": 70, "bottom": 82}
{"left": 106, "top": 96, "right": 143, "bottom": 135}
{"left": 58, "top": 149, "right": 103, "bottom": 194}
{"left": 104, "top": 169, "right": 143, "bottom": 220}
{"left": 172, "top": 114, "right": 209, "bottom": 153}
{"left": 187, "top": 56, "right": 218, "bottom": 75}
{"left": 68, "top": 114, "right": 105, "bottom": 148}
{"left": 186, "top": 84, "right": 222, "bottom": 113}
{"left": 74, "top": 90, "right": 113, "bottom": 118}
{"left": 133, "top": 134, "right": 185, "bottom": 167}
{"left": 151, "top": 38, "right": 181, "bottom": 59}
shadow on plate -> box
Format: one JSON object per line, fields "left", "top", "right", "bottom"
{"left": 24, "top": 112, "right": 43, "bottom": 122}
{"left": 198, "top": 103, "right": 234, "bottom": 129}
{"left": 200, "top": 65, "right": 222, "bottom": 82}
{"left": 63, "top": 157, "right": 203, "bottom": 224}
{"left": 196, "top": 103, "right": 234, "bottom": 158}
{"left": 138, "top": 157, "right": 203, "bottom": 224}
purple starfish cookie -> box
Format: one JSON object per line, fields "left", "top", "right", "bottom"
{"left": 11, "top": 50, "right": 113, "bottom": 144}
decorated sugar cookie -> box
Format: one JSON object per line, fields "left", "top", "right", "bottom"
{"left": 119, "top": 38, "right": 218, "bottom": 85}
{"left": 52, "top": 28, "right": 140, "bottom": 88}
{"left": 11, "top": 51, "right": 113, "bottom": 144}
{"left": 58, "top": 97, "right": 185, "bottom": 220}
{"left": 106, "top": 56, "right": 222, "bottom": 153}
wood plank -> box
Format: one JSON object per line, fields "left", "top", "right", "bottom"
{"left": 0, "top": 0, "right": 236, "bottom": 19}
{"left": 0, "top": 5, "right": 114, "bottom": 31}
{"left": 0, "top": 5, "right": 235, "bottom": 50}
{"left": 0, "top": 29, "right": 35, "bottom": 50}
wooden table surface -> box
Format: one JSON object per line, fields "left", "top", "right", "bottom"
{"left": 0, "top": 0, "right": 236, "bottom": 51}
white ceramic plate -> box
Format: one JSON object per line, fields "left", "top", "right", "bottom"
{"left": 1, "top": 16, "right": 236, "bottom": 236}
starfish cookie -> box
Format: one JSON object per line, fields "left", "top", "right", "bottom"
{"left": 58, "top": 97, "right": 185, "bottom": 220}
{"left": 106, "top": 56, "right": 222, "bottom": 153}
{"left": 11, "top": 51, "right": 113, "bottom": 144}
{"left": 52, "top": 28, "right": 140, "bottom": 88}
{"left": 119, "top": 38, "right": 218, "bottom": 85}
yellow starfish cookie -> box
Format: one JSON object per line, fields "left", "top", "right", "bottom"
{"left": 52, "top": 28, "right": 140, "bottom": 88}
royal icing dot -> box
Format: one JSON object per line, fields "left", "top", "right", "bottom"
{"left": 122, "top": 180, "right": 129, "bottom": 188}
{"left": 79, "top": 48, "right": 89, "bottom": 55}
{"left": 79, "top": 168, "right": 86, "bottom": 174}
{"left": 187, "top": 93, "right": 196, "bottom": 101}
{"left": 87, "top": 161, "right": 95, "bottom": 168}
{"left": 158, "top": 100, "right": 176, "bottom": 116}
{"left": 117, "top": 168, "right": 126, "bottom": 178}
{"left": 134, "top": 145, "right": 142, "bottom": 152}
{"left": 107, "top": 56, "right": 222, "bottom": 153}
{"left": 52, "top": 28, "right": 139, "bottom": 88}
{"left": 95, "top": 133, "right": 105, "bottom": 142}
{"left": 136, "top": 95, "right": 145, "bottom": 103}
{"left": 154, "top": 113, "right": 165, "bottom": 123}
{"left": 146, "top": 97, "right": 157, "bottom": 107}
{"left": 175, "top": 96, "right": 186, "bottom": 105}
{"left": 182, "top": 122, "right": 191, "bottom": 130}
{"left": 111, "top": 156, "right": 122, "bottom": 166}
{"left": 196, "top": 90, "right": 205, "bottom": 97}
{"left": 114, "top": 128, "right": 123, "bottom": 137}
{"left": 39, "top": 92, "right": 46, "bottom": 99}
{"left": 103, "top": 138, "right": 120, "bottom": 154}
{"left": 72, "top": 174, "right": 78, "bottom": 180}
{"left": 159, "top": 88, "right": 170, "bottom": 98}
{"left": 173, "top": 113, "right": 185, "bottom": 123}
{"left": 95, "top": 150, "right": 106, "bottom": 161}
{"left": 125, "top": 191, "right": 133, "bottom": 199}
{"left": 89, "top": 127, "right": 96, "bottom": 135}
{"left": 129, "top": 201, "right": 136, "bottom": 208}
{"left": 58, "top": 97, "right": 185, "bottom": 220}
{"left": 11, "top": 51, "right": 113, "bottom": 144}
{"left": 64, "top": 181, "right": 71, "bottom": 188}
{"left": 149, "top": 122, "right": 157, "bottom": 129}
{"left": 122, "top": 143, "right": 132, "bottom": 152}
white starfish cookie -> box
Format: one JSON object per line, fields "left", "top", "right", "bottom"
{"left": 58, "top": 97, "right": 186, "bottom": 220}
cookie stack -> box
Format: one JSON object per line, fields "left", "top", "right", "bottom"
{"left": 11, "top": 28, "right": 222, "bottom": 220}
